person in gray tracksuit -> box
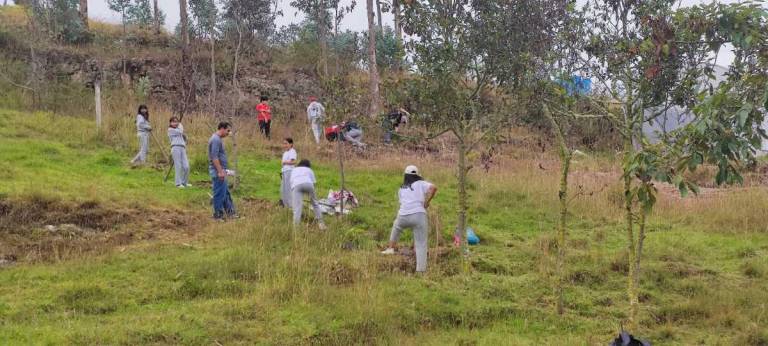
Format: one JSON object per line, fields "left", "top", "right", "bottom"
{"left": 290, "top": 159, "right": 326, "bottom": 230}
{"left": 130, "top": 105, "right": 152, "bottom": 165}
{"left": 381, "top": 165, "right": 438, "bottom": 273}
{"left": 168, "top": 116, "right": 191, "bottom": 188}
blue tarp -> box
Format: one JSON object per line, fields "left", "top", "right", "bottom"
{"left": 560, "top": 75, "right": 592, "bottom": 95}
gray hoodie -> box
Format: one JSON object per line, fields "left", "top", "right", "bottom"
{"left": 136, "top": 114, "right": 152, "bottom": 133}
{"left": 168, "top": 124, "right": 186, "bottom": 147}
{"left": 307, "top": 101, "right": 325, "bottom": 121}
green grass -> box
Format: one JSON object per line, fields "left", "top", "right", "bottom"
{"left": 1, "top": 109, "right": 767, "bottom": 345}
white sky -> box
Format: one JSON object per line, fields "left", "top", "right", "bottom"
{"left": 4, "top": 0, "right": 738, "bottom": 65}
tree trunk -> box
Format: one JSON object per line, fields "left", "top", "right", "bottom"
{"left": 623, "top": 95, "right": 639, "bottom": 331}
{"left": 544, "top": 104, "right": 572, "bottom": 315}
{"left": 337, "top": 135, "right": 346, "bottom": 216}
{"left": 94, "top": 79, "right": 102, "bottom": 130}
{"left": 456, "top": 138, "right": 470, "bottom": 272}
{"left": 229, "top": 117, "right": 240, "bottom": 190}
{"left": 179, "top": 0, "right": 189, "bottom": 47}
{"left": 232, "top": 13, "right": 243, "bottom": 100}
{"left": 317, "top": 8, "right": 329, "bottom": 77}
{"left": 210, "top": 35, "right": 216, "bottom": 109}
{"left": 366, "top": 0, "right": 381, "bottom": 118}
{"left": 78, "top": 0, "right": 88, "bottom": 29}
{"left": 153, "top": 0, "right": 161, "bottom": 34}
{"left": 635, "top": 203, "right": 647, "bottom": 293}
{"left": 393, "top": 0, "right": 402, "bottom": 70}
{"left": 178, "top": 0, "right": 193, "bottom": 119}
{"left": 375, "top": 0, "right": 383, "bottom": 31}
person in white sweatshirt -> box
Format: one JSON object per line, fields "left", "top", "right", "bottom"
{"left": 130, "top": 105, "right": 152, "bottom": 165}
{"left": 307, "top": 96, "right": 326, "bottom": 145}
{"left": 290, "top": 159, "right": 326, "bottom": 230}
{"left": 168, "top": 116, "right": 191, "bottom": 188}
{"left": 381, "top": 165, "right": 438, "bottom": 273}
{"left": 280, "top": 137, "right": 298, "bottom": 208}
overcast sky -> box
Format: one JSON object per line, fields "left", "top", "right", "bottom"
{"left": 5, "top": 0, "right": 738, "bottom": 65}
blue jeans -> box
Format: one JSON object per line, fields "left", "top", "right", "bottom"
{"left": 211, "top": 175, "right": 235, "bottom": 219}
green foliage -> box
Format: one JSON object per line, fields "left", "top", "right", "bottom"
{"left": 125, "top": 0, "right": 154, "bottom": 28}
{"left": 221, "top": 0, "right": 278, "bottom": 39}
{"left": 189, "top": 0, "right": 218, "bottom": 38}
{"left": 29, "top": 0, "right": 90, "bottom": 44}
{"left": 361, "top": 26, "right": 401, "bottom": 71}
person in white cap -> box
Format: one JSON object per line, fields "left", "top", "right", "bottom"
{"left": 381, "top": 165, "right": 438, "bottom": 273}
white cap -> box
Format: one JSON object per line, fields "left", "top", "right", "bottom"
{"left": 404, "top": 165, "right": 419, "bottom": 175}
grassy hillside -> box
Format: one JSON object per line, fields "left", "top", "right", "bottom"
{"left": 0, "top": 109, "right": 767, "bottom": 345}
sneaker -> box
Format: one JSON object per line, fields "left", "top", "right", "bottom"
{"left": 381, "top": 248, "right": 396, "bottom": 255}
{"left": 185, "top": 184, "right": 194, "bottom": 187}
{"left": 318, "top": 223, "right": 327, "bottom": 231}
{"left": 176, "top": 185, "right": 185, "bottom": 189}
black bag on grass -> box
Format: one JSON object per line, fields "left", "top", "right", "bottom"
{"left": 609, "top": 329, "right": 650, "bottom": 346}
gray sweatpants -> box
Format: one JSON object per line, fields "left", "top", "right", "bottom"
{"left": 390, "top": 212, "right": 429, "bottom": 272}
{"left": 131, "top": 132, "right": 150, "bottom": 164}
{"left": 344, "top": 128, "right": 365, "bottom": 147}
{"left": 281, "top": 170, "right": 292, "bottom": 208}
{"left": 292, "top": 183, "right": 324, "bottom": 226}
{"left": 171, "top": 146, "right": 190, "bottom": 186}
{"left": 310, "top": 118, "right": 323, "bottom": 144}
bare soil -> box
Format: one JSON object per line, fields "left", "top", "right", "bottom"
{"left": 0, "top": 195, "right": 208, "bottom": 263}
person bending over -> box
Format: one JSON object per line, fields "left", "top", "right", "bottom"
{"left": 381, "top": 165, "right": 438, "bottom": 273}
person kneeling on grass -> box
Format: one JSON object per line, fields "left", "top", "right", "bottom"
{"left": 381, "top": 165, "right": 438, "bottom": 273}
{"left": 168, "top": 116, "right": 192, "bottom": 188}
{"left": 290, "top": 159, "right": 326, "bottom": 230}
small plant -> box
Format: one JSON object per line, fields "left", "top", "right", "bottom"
{"left": 134, "top": 76, "right": 151, "bottom": 104}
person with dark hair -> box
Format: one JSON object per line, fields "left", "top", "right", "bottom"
{"left": 382, "top": 107, "right": 410, "bottom": 144}
{"left": 256, "top": 95, "right": 272, "bottom": 139}
{"left": 290, "top": 159, "right": 326, "bottom": 230}
{"left": 280, "top": 138, "right": 297, "bottom": 208}
{"left": 168, "top": 116, "right": 191, "bottom": 188}
{"left": 208, "top": 122, "right": 237, "bottom": 220}
{"left": 306, "top": 96, "right": 325, "bottom": 144}
{"left": 130, "top": 105, "right": 152, "bottom": 165}
{"left": 381, "top": 165, "right": 438, "bottom": 273}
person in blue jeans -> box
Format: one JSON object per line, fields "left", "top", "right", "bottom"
{"left": 208, "top": 122, "right": 237, "bottom": 220}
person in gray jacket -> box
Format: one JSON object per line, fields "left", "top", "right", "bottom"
{"left": 168, "top": 116, "right": 191, "bottom": 188}
{"left": 130, "top": 105, "right": 152, "bottom": 165}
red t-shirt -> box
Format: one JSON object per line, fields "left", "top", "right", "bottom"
{"left": 256, "top": 102, "right": 272, "bottom": 122}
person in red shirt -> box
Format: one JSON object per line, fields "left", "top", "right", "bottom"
{"left": 256, "top": 95, "right": 272, "bottom": 139}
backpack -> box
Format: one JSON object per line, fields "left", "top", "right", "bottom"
{"left": 609, "top": 330, "right": 651, "bottom": 346}
{"left": 345, "top": 121, "right": 360, "bottom": 131}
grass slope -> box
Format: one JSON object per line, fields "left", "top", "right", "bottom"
{"left": 0, "top": 109, "right": 767, "bottom": 345}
